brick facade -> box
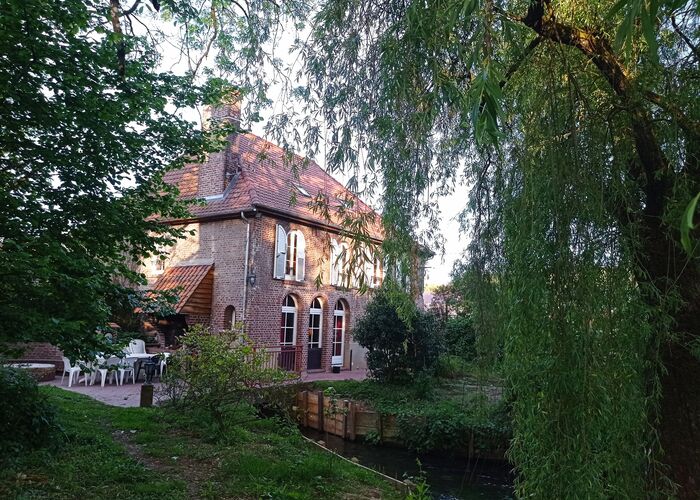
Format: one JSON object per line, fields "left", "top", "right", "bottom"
{"left": 244, "top": 214, "right": 371, "bottom": 371}
{"left": 144, "top": 211, "right": 372, "bottom": 372}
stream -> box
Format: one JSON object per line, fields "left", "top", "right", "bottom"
{"left": 301, "top": 428, "right": 513, "bottom": 499}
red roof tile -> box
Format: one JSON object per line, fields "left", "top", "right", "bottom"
{"left": 150, "top": 264, "right": 213, "bottom": 313}
{"left": 164, "top": 133, "right": 383, "bottom": 240}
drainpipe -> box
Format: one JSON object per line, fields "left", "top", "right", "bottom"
{"left": 241, "top": 211, "right": 251, "bottom": 321}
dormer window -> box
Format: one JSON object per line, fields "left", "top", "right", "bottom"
{"left": 294, "top": 184, "right": 311, "bottom": 197}
{"left": 274, "top": 225, "right": 306, "bottom": 281}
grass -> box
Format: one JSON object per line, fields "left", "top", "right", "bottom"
{"left": 0, "top": 387, "right": 402, "bottom": 499}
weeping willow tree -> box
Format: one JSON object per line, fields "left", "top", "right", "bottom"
{"left": 145, "top": 0, "right": 698, "bottom": 495}
{"left": 292, "top": 1, "right": 700, "bottom": 497}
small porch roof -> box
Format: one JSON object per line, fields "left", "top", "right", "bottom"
{"left": 150, "top": 263, "right": 214, "bottom": 315}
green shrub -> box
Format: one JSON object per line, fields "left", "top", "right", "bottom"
{"left": 396, "top": 397, "right": 511, "bottom": 454}
{"left": 443, "top": 315, "right": 476, "bottom": 359}
{"left": 434, "top": 355, "right": 472, "bottom": 379}
{"left": 353, "top": 289, "right": 443, "bottom": 382}
{"left": 0, "top": 365, "right": 60, "bottom": 457}
{"left": 161, "top": 325, "right": 299, "bottom": 435}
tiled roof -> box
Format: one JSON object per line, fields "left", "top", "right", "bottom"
{"left": 150, "top": 264, "right": 213, "bottom": 312}
{"left": 163, "top": 133, "right": 383, "bottom": 240}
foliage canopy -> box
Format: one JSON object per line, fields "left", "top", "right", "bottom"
{"left": 0, "top": 0, "right": 229, "bottom": 358}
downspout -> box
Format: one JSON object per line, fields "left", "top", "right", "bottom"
{"left": 241, "top": 211, "right": 251, "bottom": 321}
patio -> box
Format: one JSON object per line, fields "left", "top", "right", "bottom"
{"left": 41, "top": 369, "right": 368, "bottom": 408}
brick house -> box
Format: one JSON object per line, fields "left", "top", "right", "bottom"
{"left": 142, "top": 101, "right": 388, "bottom": 373}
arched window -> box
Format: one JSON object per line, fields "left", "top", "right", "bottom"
{"left": 274, "top": 226, "right": 306, "bottom": 281}
{"left": 308, "top": 298, "right": 323, "bottom": 349}
{"left": 223, "top": 305, "right": 236, "bottom": 330}
{"left": 280, "top": 295, "right": 297, "bottom": 346}
{"left": 332, "top": 300, "right": 347, "bottom": 366}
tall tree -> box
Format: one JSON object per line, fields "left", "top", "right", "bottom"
{"left": 288, "top": 0, "right": 699, "bottom": 497}
{"left": 0, "top": 0, "right": 226, "bottom": 358}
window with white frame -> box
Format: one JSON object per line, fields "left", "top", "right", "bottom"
{"left": 280, "top": 295, "right": 297, "bottom": 346}
{"left": 332, "top": 300, "right": 346, "bottom": 365}
{"left": 150, "top": 244, "right": 168, "bottom": 274}
{"left": 362, "top": 247, "right": 383, "bottom": 288}
{"left": 308, "top": 297, "right": 322, "bottom": 349}
{"left": 274, "top": 225, "right": 306, "bottom": 281}
{"left": 330, "top": 239, "right": 349, "bottom": 286}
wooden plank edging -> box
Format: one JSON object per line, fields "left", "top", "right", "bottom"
{"left": 300, "top": 434, "right": 409, "bottom": 493}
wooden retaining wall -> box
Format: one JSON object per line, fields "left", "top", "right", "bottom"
{"left": 296, "top": 390, "right": 399, "bottom": 441}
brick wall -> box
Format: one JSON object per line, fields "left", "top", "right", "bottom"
{"left": 9, "top": 343, "right": 64, "bottom": 372}
{"left": 245, "top": 214, "right": 373, "bottom": 372}
{"left": 144, "top": 212, "right": 373, "bottom": 372}
{"left": 144, "top": 218, "right": 248, "bottom": 337}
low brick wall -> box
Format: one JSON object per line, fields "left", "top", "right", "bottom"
{"left": 8, "top": 342, "right": 63, "bottom": 373}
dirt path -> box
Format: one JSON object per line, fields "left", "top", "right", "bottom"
{"left": 112, "top": 429, "right": 220, "bottom": 499}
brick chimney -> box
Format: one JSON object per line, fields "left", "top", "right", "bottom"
{"left": 198, "top": 93, "right": 242, "bottom": 198}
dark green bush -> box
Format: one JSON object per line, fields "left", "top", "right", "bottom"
{"left": 0, "top": 366, "right": 60, "bottom": 456}
{"left": 354, "top": 289, "right": 443, "bottom": 382}
{"left": 443, "top": 315, "right": 476, "bottom": 359}
{"left": 396, "top": 397, "right": 511, "bottom": 454}
{"left": 434, "top": 354, "right": 472, "bottom": 379}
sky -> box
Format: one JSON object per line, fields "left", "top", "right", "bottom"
{"left": 156, "top": 13, "right": 470, "bottom": 286}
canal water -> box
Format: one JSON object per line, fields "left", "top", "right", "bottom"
{"left": 302, "top": 429, "right": 513, "bottom": 499}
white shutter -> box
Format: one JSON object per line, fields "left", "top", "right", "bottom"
{"left": 296, "top": 231, "right": 306, "bottom": 281}
{"left": 330, "top": 239, "right": 338, "bottom": 285}
{"left": 274, "top": 225, "right": 287, "bottom": 279}
{"left": 364, "top": 248, "right": 374, "bottom": 288}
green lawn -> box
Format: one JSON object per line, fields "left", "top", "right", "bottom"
{"left": 1, "top": 387, "right": 402, "bottom": 499}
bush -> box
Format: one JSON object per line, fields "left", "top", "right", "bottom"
{"left": 396, "top": 396, "right": 511, "bottom": 454}
{"left": 434, "top": 355, "right": 472, "bottom": 379}
{"left": 0, "top": 365, "right": 60, "bottom": 457}
{"left": 161, "top": 325, "right": 299, "bottom": 435}
{"left": 443, "top": 315, "right": 476, "bottom": 360}
{"left": 353, "top": 289, "right": 442, "bottom": 382}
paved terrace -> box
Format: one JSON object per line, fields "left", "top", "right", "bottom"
{"left": 41, "top": 369, "right": 367, "bottom": 408}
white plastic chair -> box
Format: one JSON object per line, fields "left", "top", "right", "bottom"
{"left": 118, "top": 357, "right": 136, "bottom": 385}
{"left": 91, "top": 356, "right": 120, "bottom": 387}
{"left": 127, "top": 339, "right": 146, "bottom": 354}
{"left": 159, "top": 352, "right": 172, "bottom": 378}
{"left": 61, "top": 357, "right": 82, "bottom": 388}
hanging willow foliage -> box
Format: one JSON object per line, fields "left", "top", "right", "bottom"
{"left": 291, "top": 0, "right": 699, "bottom": 497}
{"left": 163, "top": 0, "right": 699, "bottom": 496}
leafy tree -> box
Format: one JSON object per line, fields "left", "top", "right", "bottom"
{"left": 354, "top": 289, "right": 441, "bottom": 381}
{"left": 0, "top": 0, "right": 227, "bottom": 359}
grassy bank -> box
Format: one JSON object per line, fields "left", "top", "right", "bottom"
{"left": 310, "top": 377, "right": 511, "bottom": 455}
{"left": 1, "top": 387, "right": 401, "bottom": 499}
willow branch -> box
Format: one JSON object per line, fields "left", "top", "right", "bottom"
{"left": 516, "top": 0, "right": 670, "bottom": 215}
{"left": 500, "top": 36, "right": 542, "bottom": 88}
{"left": 671, "top": 15, "right": 700, "bottom": 62}
{"left": 645, "top": 91, "right": 700, "bottom": 140}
